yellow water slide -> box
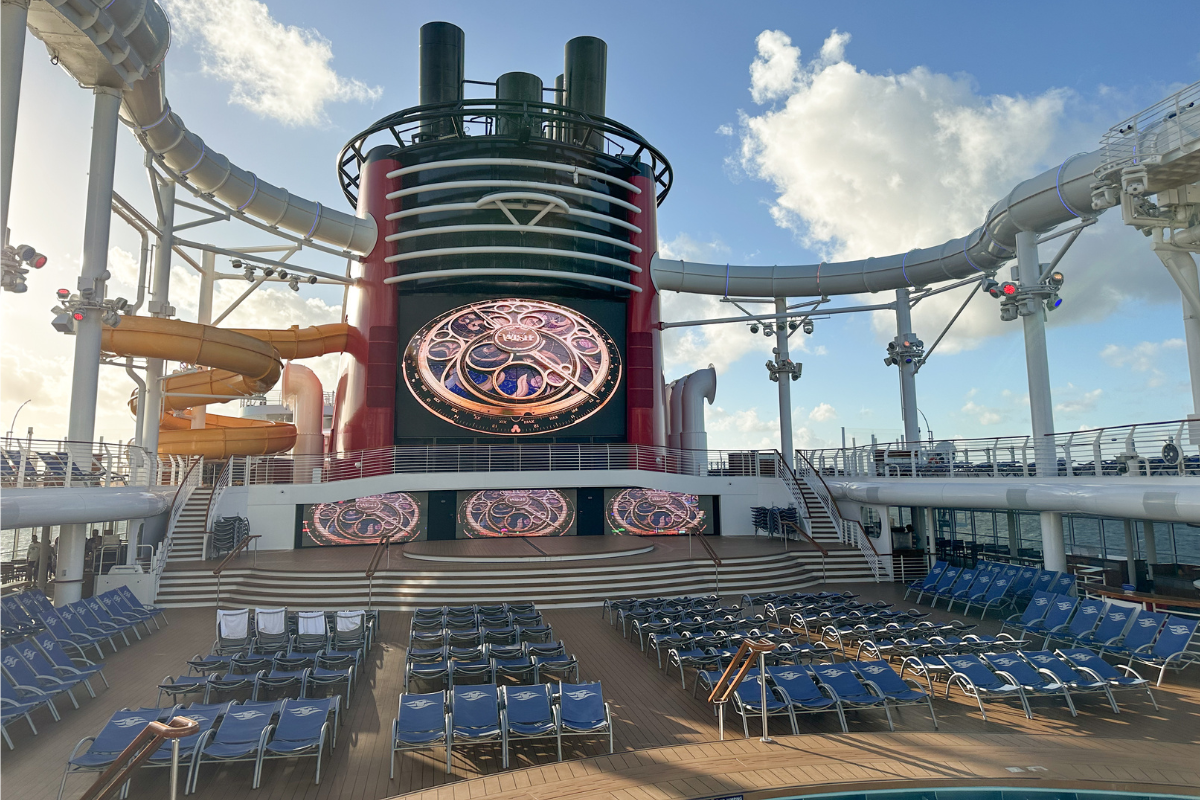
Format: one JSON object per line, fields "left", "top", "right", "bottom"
{"left": 100, "top": 317, "right": 352, "bottom": 459}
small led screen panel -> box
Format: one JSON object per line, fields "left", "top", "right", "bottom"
{"left": 604, "top": 488, "right": 714, "bottom": 536}
{"left": 455, "top": 489, "right": 578, "bottom": 538}
{"left": 300, "top": 492, "right": 428, "bottom": 546}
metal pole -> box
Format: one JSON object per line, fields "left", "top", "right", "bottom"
{"left": 0, "top": 0, "right": 29, "bottom": 238}
{"left": 894, "top": 288, "right": 920, "bottom": 444}
{"left": 717, "top": 702, "right": 725, "bottom": 741}
{"left": 1123, "top": 519, "right": 1137, "bottom": 585}
{"left": 775, "top": 297, "right": 794, "bottom": 470}
{"left": 1015, "top": 230, "right": 1066, "bottom": 573}
{"left": 1156, "top": 250, "right": 1200, "bottom": 416}
{"left": 57, "top": 87, "right": 122, "bottom": 606}
{"left": 192, "top": 250, "right": 216, "bottom": 431}
{"left": 142, "top": 178, "right": 176, "bottom": 464}
{"left": 758, "top": 651, "right": 772, "bottom": 743}
{"left": 170, "top": 737, "right": 181, "bottom": 800}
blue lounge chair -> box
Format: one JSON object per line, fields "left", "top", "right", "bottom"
{"left": 144, "top": 701, "right": 230, "bottom": 791}
{"left": 1128, "top": 615, "right": 1200, "bottom": 686}
{"left": 1056, "top": 647, "right": 1158, "bottom": 710}
{"left": 1021, "top": 651, "right": 1119, "bottom": 713}
{"left": 557, "top": 682, "right": 613, "bottom": 755}
{"left": 1015, "top": 569, "right": 1058, "bottom": 604}
{"left": 30, "top": 631, "right": 108, "bottom": 691}
{"left": 390, "top": 691, "right": 450, "bottom": 777}
{"left": 94, "top": 591, "right": 153, "bottom": 638}
{"left": 534, "top": 653, "right": 579, "bottom": 683}
{"left": 1098, "top": 610, "right": 1165, "bottom": 658}
{"left": 983, "top": 652, "right": 1076, "bottom": 716}
{"left": 729, "top": 675, "right": 797, "bottom": 737}
{"left": 1007, "top": 565, "right": 1040, "bottom": 598}
{"left": 157, "top": 675, "right": 212, "bottom": 706}
{"left": 903, "top": 561, "right": 948, "bottom": 601}
{"left": 921, "top": 565, "right": 962, "bottom": 607}
{"left": 2, "top": 672, "right": 59, "bottom": 748}
{"left": 2, "top": 691, "right": 43, "bottom": 748}
{"left": 765, "top": 666, "right": 846, "bottom": 732}
{"left": 948, "top": 569, "right": 994, "bottom": 614}
{"left": 189, "top": 700, "right": 281, "bottom": 793}
{"left": 257, "top": 697, "right": 339, "bottom": 786}
{"left": 941, "top": 654, "right": 1031, "bottom": 721}
{"left": 450, "top": 684, "right": 505, "bottom": 768}
{"left": 1046, "top": 596, "right": 1105, "bottom": 646}
{"left": 811, "top": 663, "right": 893, "bottom": 731}
{"left": 1, "top": 644, "right": 84, "bottom": 709}
{"left": 1072, "top": 603, "right": 1135, "bottom": 649}
{"left": 213, "top": 609, "right": 252, "bottom": 655}
{"left": 80, "top": 596, "right": 142, "bottom": 644}
{"left": 967, "top": 570, "right": 1017, "bottom": 618}
{"left": 1049, "top": 572, "right": 1077, "bottom": 595}
{"left": 37, "top": 599, "right": 112, "bottom": 659}
{"left": 501, "top": 684, "right": 559, "bottom": 762}
{"left": 13, "top": 639, "right": 100, "bottom": 699}
{"left": 997, "top": 590, "right": 1054, "bottom": 638}
{"left": 113, "top": 585, "right": 169, "bottom": 629}
{"left": 667, "top": 645, "right": 721, "bottom": 689}
{"left": 850, "top": 660, "right": 937, "bottom": 729}
{"left": 58, "top": 707, "right": 178, "bottom": 800}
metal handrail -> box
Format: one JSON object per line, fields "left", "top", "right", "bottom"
{"left": 213, "top": 536, "right": 260, "bottom": 576}
{"left": 693, "top": 533, "right": 722, "bottom": 597}
{"left": 78, "top": 716, "right": 199, "bottom": 800}
{"left": 793, "top": 451, "right": 883, "bottom": 581}
{"left": 706, "top": 638, "right": 776, "bottom": 741}
{"left": 365, "top": 533, "right": 391, "bottom": 610}
{"left": 783, "top": 520, "right": 826, "bottom": 582}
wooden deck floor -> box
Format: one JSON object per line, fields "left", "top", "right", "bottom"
{"left": 3, "top": 581, "right": 1198, "bottom": 800}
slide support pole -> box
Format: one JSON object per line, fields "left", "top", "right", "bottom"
{"left": 142, "top": 178, "right": 176, "bottom": 463}
{"left": 894, "top": 287, "right": 920, "bottom": 444}
{"left": 1016, "top": 230, "right": 1065, "bottom": 573}
{"left": 0, "top": 0, "right": 29, "bottom": 238}
{"left": 775, "top": 296, "right": 794, "bottom": 470}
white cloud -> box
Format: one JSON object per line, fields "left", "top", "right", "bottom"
{"left": 1054, "top": 385, "right": 1103, "bottom": 415}
{"left": 1099, "top": 337, "right": 1186, "bottom": 389}
{"left": 808, "top": 402, "right": 837, "bottom": 422}
{"left": 748, "top": 30, "right": 803, "bottom": 103}
{"left": 705, "top": 404, "right": 832, "bottom": 451}
{"left": 959, "top": 387, "right": 1027, "bottom": 428}
{"left": 716, "top": 124, "right": 734, "bottom": 136}
{"left": 163, "top": 0, "right": 381, "bottom": 127}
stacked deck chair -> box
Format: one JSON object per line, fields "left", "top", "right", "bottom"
{"left": 58, "top": 706, "right": 179, "bottom": 800}
{"left": 1056, "top": 648, "right": 1159, "bottom": 709}
{"left": 1127, "top": 615, "right": 1200, "bottom": 686}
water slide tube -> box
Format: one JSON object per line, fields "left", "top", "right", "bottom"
{"left": 651, "top": 151, "right": 1107, "bottom": 297}
{"left": 0, "top": 485, "right": 173, "bottom": 530}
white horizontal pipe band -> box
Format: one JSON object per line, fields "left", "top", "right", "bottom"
{"left": 384, "top": 202, "right": 641, "bottom": 234}
{"left": 385, "top": 179, "right": 641, "bottom": 214}
{"left": 384, "top": 224, "right": 641, "bottom": 253}
{"left": 387, "top": 158, "right": 642, "bottom": 194}
{"left": 383, "top": 245, "right": 641, "bottom": 272}
{"left": 383, "top": 268, "right": 642, "bottom": 293}
{"left": 475, "top": 191, "right": 571, "bottom": 211}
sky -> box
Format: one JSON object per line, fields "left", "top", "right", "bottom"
{"left": 3, "top": 0, "right": 1198, "bottom": 453}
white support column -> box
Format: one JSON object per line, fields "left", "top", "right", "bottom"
{"left": 1123, "top": 519, "right": 1137, "bottom": 585}
{"left": 1155, "top": 248, "right": 1200, "bottom": 416}
{"left": 192, "top": 250, "right": 216, "bottom": 430}
{"left": 58, "top": 86, "right": 122, "bottom": 606}
{"left": 1016, "top": 230, "right": 1066, "bottom": 573}
{"left": 894, "top": 287, "right": 919, "bottom": 444}
{"left": 0, "top": 0, "right": 29, "bottom": 238}
{"left": 142, "top": 179, "right": 176, "bottom": 462}
{"left": 775, "top": 296, "right": 794, "bottom": 470}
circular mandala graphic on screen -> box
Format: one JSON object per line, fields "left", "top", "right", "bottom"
{"left": 308, "top": 492, "right": 421, "bottom": 545}
{"left": 458, "top": 490, "right": 575, "bottom": 538}
{"left": 608, "top": 489, "right": 705, "bottom": 536}
{"left": 403, "top": 298, "right": 621, "bottom": 435}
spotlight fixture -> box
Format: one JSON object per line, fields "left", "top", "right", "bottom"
{"left": 1047, "top": 271, "right": 1065, "bottom": 288}
{"left": 983, "top": 277, "right": 1001, "bottom": 297}
{"left": 788, "top": 320, "right": 799, "bottom": 331}
{"left": 56, "top": 288, "right": 71, "bottom": 301}
{"left": 802, "top": 319, "right": 814, "bottom": 335}
{"left": 1046, "top": 292, "right": 1062, "bottom": 311}
{"left": 262, "top": 267, "right": 275, "bottom": 277}
{"left": 288, "top": 278, "right": 300, "bottom": 292}
{"left": 277, "top": 269, "right": 289, "bottom": 280}
{"left": 307, "top": 275, "right": 318, "bottom": 285}
{"left": 749, "top": 324, "right": 759, "bottom": 334}
{"left": 762, "top": 324, "right": 774, "bottom": 337}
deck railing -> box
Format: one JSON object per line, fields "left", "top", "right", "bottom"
{"left": 801, "top": 419, "right": 1198, "bottom": 480}
{"left": 1, "top": 437, "right": 202, "bottom": 489}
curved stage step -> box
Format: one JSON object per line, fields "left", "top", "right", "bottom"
{"left": 155, "top": 540, "right": 877, "bottom": 609}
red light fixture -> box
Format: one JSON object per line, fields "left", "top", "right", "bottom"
{"left": 1000, "top": 282, "right": 1018, "bottom": 296}
{"left": 56, "top": 288, "right": 70, "bottom": 300}
{"left": 72, "top": 311, "right": 84, "bottom": 321}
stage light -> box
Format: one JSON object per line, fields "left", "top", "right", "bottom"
{"left": 1000, "top": 304, "right": 1018, "bottom": 322}
{"left": 277, "top": 269, "right": 289, "bottom": 280}
{"left": 113, "top": 297, "right": 128, "bottom": 311}
{"left": 762, "top": 324, "right": 774, "bottom": 336}
{"left": 288, "top": 278, "right": 300, "bottom": 292}
{"left": 56, "top": 288, "right": 70, "bottom": 301}
{"left": 884, "top": 356, "right": 894, "bottom": 366}
{"left": 72, "top": 311, "right": 84, "bottom": 321}
{"left": 749, "top": 324, "right": 759, "bottom": 334}
{"left": 983, "top": 277, "right": 1001, "bottom": 297}
{"left": 1048, "top": 271, "right": 1065, "bottom": 288}
{"left": 788, "top": 320, "right": 798, "bottom": 331}
{"left": 802, "top": 319, "right": 814, "bottom": 334}
{"left": 1047, "top": 292, "right": 1062, "bottom": 310}
{"left": 262, "top": 267, "right": 275, "bottom": 277}
{"left": 52, "top": 312, "right": 75, "bottom": 333}
{"left": 1000, "top": 282, "right": 1018, "bottom": 296}
{"left": 307, "top": 275, "right": 318, "bottom": 285}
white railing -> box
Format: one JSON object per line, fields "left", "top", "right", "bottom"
{"left": 151, "top": 457, "right": 203, "bottom": 600}
{"left": 1096, "top": 81, "right": 1200, "bottom": 179}
{"left": 801, "top": 419, "right": 1198, "bottom": 480}
{"left": 1, "top": 437, "right": 200, "bottom": 489}
{"left": 202, "top": 459, "right": 235, "bottom": 561}
{"left": 235, "top": 444, "right": 774, "bottom": 485}
{"left": 790, "top": 452, "right": 884, "bottom": 581}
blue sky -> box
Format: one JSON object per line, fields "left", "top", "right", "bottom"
{"left": 3, "top": 1, "right": 1198, "bottom": 450}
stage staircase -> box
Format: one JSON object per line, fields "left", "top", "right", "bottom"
{"left": 153, "top": 542, "right": 877, "bottom": 609}
{"left": 794, "top": 482, "right": 842, "bottom": 545}
{"left": 165, "top": 487, "right": 212, "bottom": 562}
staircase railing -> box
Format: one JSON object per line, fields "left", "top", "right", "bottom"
{"left": 365, "top": 533, "right": 392, "bottom": 611}
{"left": 707, "top": 638, "right": 776, "bottom": 741}
{"left": 213, "top": 535, "right": 259, "bottom": 609}
{"left": 151, "top": 456, "right": 203, "bottom": 601}
{"left": 792, "top": 451, "right": 884, "bottom": 582}
{"left": 692, "top": 533, "right": 722, "bottom": 598}
{"left": 783, "top": 520, "right": 826, "bottom": 582}
{"left": 78, "top": 715, "right": 199, "bottom": 800}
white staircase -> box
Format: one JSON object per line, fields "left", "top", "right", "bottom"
{"left": 167, "top": 487, "right": 213, "bottom": 562}
{"left": 794, "top": 482, "right": 842, "bottom": 544}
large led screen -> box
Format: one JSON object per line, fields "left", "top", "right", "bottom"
{"left": 604, "top": 488, "right": 714, "bottom": 536}
{"left": 300, "top": 492, "right": 428, "bottom": 546}
{"left": 396, "top": 295, "right": 626, "bottom": 442}
{"left": 455, "top": 489, "right": 577, "bottom": 538}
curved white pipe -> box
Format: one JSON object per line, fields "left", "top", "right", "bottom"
{"left": 282, "top": 362, "right": 323, "bottom": 482}
{"left": 679, "top": 366, "right": 717, "bottom": 452}
{"left": 26, "top": 0, "right": 377, "bottom": 255}
{"left": 1, "top": 486, "right": 173, "bottom": 529}
{"left": 827, "top": 477, "right": 1200, "bottom": 524}
{"left": 653, "top": 151, "right": 1107, "bottom": 297}
{"left": 667, "top": 378, "right": 683, "bottom": 450}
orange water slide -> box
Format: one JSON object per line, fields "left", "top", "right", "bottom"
{"left": 100, "top": 317, "right": 353, "bottom": 459}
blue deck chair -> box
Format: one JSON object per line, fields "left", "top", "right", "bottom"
{"left": 391, "top": 691, "right": 450, "bottom": 777}
{"left": 1048, "top": 597, "right": 1105, "bottom": 646}
{"left": 1072, "top": 604, "right": 1135, "bottom": 649}
{"left": 948, "top": 570, "right": 994, "bottom": 614}
{"left": 667, "top": 645, "right": 721, "bottom": 689}
{"left": 57, "top": 707, "right": 178, "bottom": 800}
{"left": 2, "top": 690, "right": 44, "bottom": 748}
{"left": 157, "top": 674, "right": 212, "bottom": 706}
{"left": 2, "top": 671, "right": 59, "bottom": 748}
{"left": 2, "top": 644, "right": 84, "bottom": 710}
{"left": 95, "top": 591, "right": 153, "bottom": 638}
{"left": 144, "top": 701, "right": 230, "bottom": 792}
{"left": 254, "top": 661, "right": 309, "bottom": 701}
{"left": 188, "top": 700, "right": 281, "bottom": 793}
{"left": 257, "top": 697, "right": 339, "bottom": 787}
{"left": 850, "top": 660, "right": 937, "bottom": 729}
{"left": 205, "top": 669, "right": 264, "bottom": 703}
{"left": 213, "top": 609, "right": 252, "bottom": 655}
{"left": 31, "top": 631, "right": 108, "bottom": 690}
{"left": 967, "top": 570, "right": 1017, "bottom": 618}
{"left": 493, "top": 655, "right": 538, "bottom": 685}
{"left": 940, "top": 654, "right": 1031, "bottom": 721}
{"left": 113, "top": 585, "right": 168, "bottom": 629}
{"left": 1056, "top": 648, "right": 1158, "bottom": 710}
{"left": 1015, "top": 569, "right": 1058, "bottom": 604}
{"left": 1021, "top": 651, "right": 1119, "bottom": 713}
{"left": 1050, "top": 572, "right": 1077, "bottom": 595}
{"left": 983, "top": 652, "right": 1076, "bottom": 716}
{"left": 1128, "top": 615, "right": 1200, "bottom": 686}
{"left": 1007, "top": 565, "right": 1039, "bottom": 597}
{"left": 405, "top": 649, "right": 449, "bottom": 692}
{"left": 43, "top": 602, "right": 111, "bottom": 660}
{"left": 1029, "top": 595, "right": 1078, "bottom": 645}
{"left": 557, "top": 682, "right": 613, "bottom": 754}
{"left": 998, "top": 590, "right": 1054, "bottom": 638}
{"left": 1097, "top": 610, "right": 1165, "bottom": 658}
{"left": 810, "top": 663, "right": 893, "bottom": 731}
{"left": 930, "top": 568, "right": 976, "bottom": 609}
{"left": 764, "top": 666, "right": 846, "bottom": 732}
{"left": 729, "top": 675, "right": 797, "bottom": 737}
{"left": 64, "top": 600, "right": 125, "bottom": 648}
{"left": 918, "top": 565, "right": 961, "bottom": 605}
{"left": 534, "top": 653, "right": 579, "bottom": 683}
{"left": 13, "top": 639, "right": 100, "bottom": 699}
{"left": 903, "top": 561, "right": 948, "bottom": 602}
{"left": 501, "top": 684, "right": 560, "bottom": 762}
{"left": 1, "top": 594, "right": 43, "bottom": 636}
{"left": 80, "top": 596, "right": 142, "bottom": 643}
{"left": 450, "top": 685, "right": 506, "bottom": 768}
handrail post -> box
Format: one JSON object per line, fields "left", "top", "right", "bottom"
{"left": 758, "top": 649, "right": 772, "bottom": 743}
{"left": 170, "top": 737, "right": 181, "bottom": 800}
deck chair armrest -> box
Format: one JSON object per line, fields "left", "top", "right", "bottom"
{"left": 67, "top": 735, "right": 99, "bottom": 761}
{"left": 1131, "top": 643, "right": 1155, "bottom": 654}
{"left": 991, "top": 669, "right": 1019, "bottom": 688}
{"left": 56, "top": 640, "right": 91, "bottom": 662}
{"left": 1035, "top": 667, "right": 1062, "bottom": 685}
{"left": 33, "top": 674, "right": 73, "bottom": 688}
{"left": 10, "top": 682, "right": 52, "bottom": 698}
{"left": 51, "top": 665, "right": 88, "bottom": 678}
{"left": 996, "top": 633, "right": 1017, "bottom": 641}
{"left": 1074, "top": 664, "right": 1106, "bottom": 683}
{"left": 861, "top": 679, "right": 885, "bottom": 698}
